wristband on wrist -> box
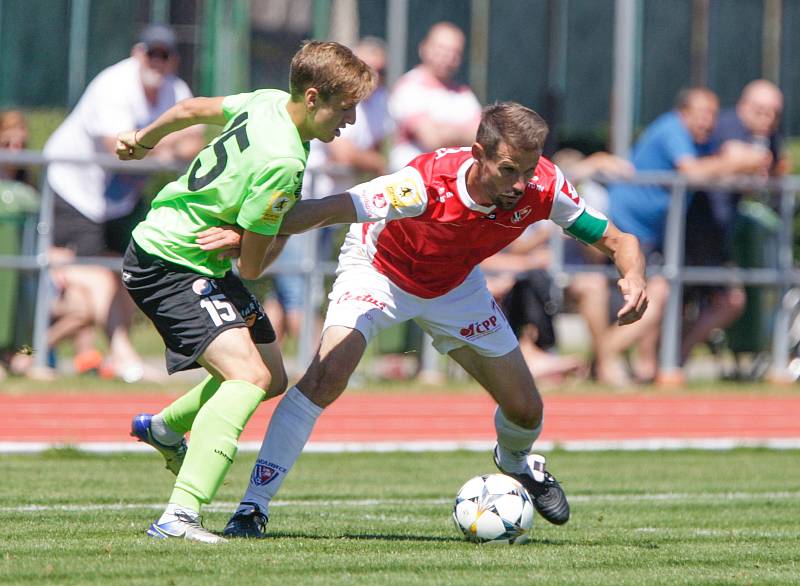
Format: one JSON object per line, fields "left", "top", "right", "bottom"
{"left": 134, "top": 130, "right": 154, "bottom": 150}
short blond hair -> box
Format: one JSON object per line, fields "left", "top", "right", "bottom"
{"left": 290, "top": 41, "right": 375, "bottom": 103}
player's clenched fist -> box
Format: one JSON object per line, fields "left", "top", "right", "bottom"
{"left": 116, "top": 130, "right": 152, "bottom": 160}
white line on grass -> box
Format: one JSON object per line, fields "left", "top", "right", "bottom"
{"left": 2, "top": 491, "right": 799, "bottom": 514}
{"left": 2, "top": 437, "right": 800, "bottom": 454}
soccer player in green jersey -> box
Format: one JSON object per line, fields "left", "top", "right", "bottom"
{"left": 114, "top": 41, "right": 374, "bottom": 544}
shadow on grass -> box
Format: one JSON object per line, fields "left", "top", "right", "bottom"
{"left": 263, "top": 530, "right": 462, "bottom": 543}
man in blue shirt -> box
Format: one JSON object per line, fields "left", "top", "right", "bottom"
{"left": 605, "top": 87, "right": 769, "bottom": 383}
{"left": 682, "top": 80, "right": 784, "bottom": 364}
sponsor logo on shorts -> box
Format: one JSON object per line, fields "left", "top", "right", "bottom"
{"left": 337, "top": 291, "right": 386, "bottom": 310}
{"left": 240, "top": 296, "right": 264, "bottom": 327}
{"left": 251, "top": 459, "right": 286, "bottom": 486}
{"left": 459, "top": 315, "right": 501, "bottom": 340}
{"left": 192, "top": 278, "right": 215, "bottom": 296}
{"left": 121, "top": 271, "right": 131, "bottom": 283}
{"left": 512, "top": 205, "right": 532, "bottom": 224}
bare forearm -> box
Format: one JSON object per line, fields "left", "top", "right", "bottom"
{"left": 260, "top": 235, "right": 291, "bottom": 271}
{"left": 136, "top": 97, "right": 227, "bottom": 149}
{"left": 611, "top": 233, "right": 645, "bottom": 280}
{"left": 279, "top": 194, "right": 357, "bottom": 234}
{"left": 594, "top": 228, "right": 645, "bottom": 280}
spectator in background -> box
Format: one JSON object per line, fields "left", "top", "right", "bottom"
{"left": 388, "top": 21, "right": 481, "bottom": 171}
{"left": 682, "top": 80, "right": 786, "bottom": 365}
{"left": 0, "top": 110, "right": 32, "bottom": 382}
{"left": 481, "top": 149, "right": 636, "bottom": 386}
{"left": 264, "top": 37, "right": 394, "bottom": 349}
{"left": 0, "top": 110, "right": 31, "bottom": 184}
{"left": 607, "top": 87, "right": 771, "bottom": 383}
{"left": 43, "top": 24, "right": 204, "bottom": 381}
{"left": 305, "top": 36, "right": 392, "bottom": 196}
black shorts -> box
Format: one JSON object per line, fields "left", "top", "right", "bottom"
{"left": 122, "top": 240, "right": 276, "bottom": 373}
{"left": 501, "top": 269, "right": 558, "bottom": 350}
{"left": 52, "top": 191, "right": 147, "bottom": 256}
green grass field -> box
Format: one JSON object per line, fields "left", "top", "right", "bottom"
{"left": 1, "top": 449, "right": 799, "bottom": 585}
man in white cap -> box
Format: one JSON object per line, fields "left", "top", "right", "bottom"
{"left": 42, "top": 24, "right": 204, "bottom": 381}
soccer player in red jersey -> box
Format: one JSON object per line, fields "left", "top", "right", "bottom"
{"left": 201, "top": 102, "right": 648, "bottom": 537}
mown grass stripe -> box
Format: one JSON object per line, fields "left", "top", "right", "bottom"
{"left": 2, "top": 490, "right": 799, "bottom": 514}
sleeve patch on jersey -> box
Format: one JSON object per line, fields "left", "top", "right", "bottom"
{"left": 260, "top": 191, "right": 296, "bottom": 223}
{"left": 565, "top": 208, "right": 608, "bottom": 244}
{"left": 384, "top": 167, "right": 424, "bottom": 208}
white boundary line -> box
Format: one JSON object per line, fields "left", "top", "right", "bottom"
{"left": 2, "top": 491, "right": 799, "bottom": 514}
{"left": 2, "top": 437, "right": 800, "bottom": 454}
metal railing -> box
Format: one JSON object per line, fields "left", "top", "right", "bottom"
{"left": 1, "top": 149, "right": 798, "bottom": 379}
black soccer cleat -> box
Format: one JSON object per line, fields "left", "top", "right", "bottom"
{"left": 223, "top": 502, "right": 268, "bottom": 538}
{"left": 493, "top": 445, "right": 570, "bottom": 525}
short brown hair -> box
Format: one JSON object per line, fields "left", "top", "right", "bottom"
{"left": 477, "top": 102, "right": 548, "bottom": 158}
{"left": 290, "top": 41, "right": 375, "bottom": 103}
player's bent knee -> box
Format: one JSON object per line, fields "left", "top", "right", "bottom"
{"left": 264, "top": 367, "right": 288, "bottom": 399}
{"left": 297, "top": 366, "right": 349, "bottom": 408}
{"left": 501, "top": 395, "right": 543, "bottom": 429}
{"left": 233, "top": 362, "right": 273, "bottom": 391}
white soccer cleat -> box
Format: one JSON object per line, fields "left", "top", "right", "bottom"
{"left": 146, "top": 511, "right": 227, "bottom": 544}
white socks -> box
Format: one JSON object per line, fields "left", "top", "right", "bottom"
{"left": 494, "top": 406, "right": 542, "bottom": 473}
{"left": 150, "top": 414, "right": 184, "bottom": 446}
{"left": 238, "top": 386, "right": 324, "bottom": 515}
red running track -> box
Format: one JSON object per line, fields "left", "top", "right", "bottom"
{"left": 1, "top": 392, "right": 799, "bottom": 444}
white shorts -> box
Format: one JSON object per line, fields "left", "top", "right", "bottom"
{"left": 323, "top": 264, "right": 519, "bottom": 358}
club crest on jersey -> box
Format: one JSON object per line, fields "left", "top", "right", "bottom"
{"left": 511, "top": 205, "right": 532, "bottom": 224}
{"left": 192, "top": 278, "right": 215, "bottom": 296}
{"left": 251, "top": 459, "right": 286, "bottom": 486}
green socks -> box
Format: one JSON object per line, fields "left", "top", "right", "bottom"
{"left": 169, "top": 380, "right": 266, "bottom": 511}
{"left": 160, "top": 375, "right": 222, "bottom": 435}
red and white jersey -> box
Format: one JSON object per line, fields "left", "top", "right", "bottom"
{"left": 344, "top": 148, "right": 589, "bottom": 298}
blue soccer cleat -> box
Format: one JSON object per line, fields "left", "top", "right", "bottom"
{"left": 147, "top": 510, "right": 226, "bottom": 544}
{"left": 131, "top": 413, "right": 187, "bottom": 476}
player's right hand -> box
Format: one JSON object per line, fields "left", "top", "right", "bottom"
{"left": 116, "top": 130, "right": 149, "bottom": 160}
{"left": 197, "top": 225, "right": 243, "bottom": 259}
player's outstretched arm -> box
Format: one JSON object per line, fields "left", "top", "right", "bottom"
{"left": 116, "top": 96, "right": 227, "bottom": 160}
{"left": 591, "top": 223, "right": 648, "bottom": 325}
{"left": 278, "top": 193, "right": 357, "bottom": 234}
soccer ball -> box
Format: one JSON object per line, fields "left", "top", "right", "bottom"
{"left": 453, "top": 473, "right": 534, "bottom": 544}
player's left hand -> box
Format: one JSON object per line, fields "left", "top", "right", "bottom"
{"left": 616, "top": 275, "right": 648, "bottom": 325}
{"left": 197, "top": 225, "right": 243, "bottom": 259}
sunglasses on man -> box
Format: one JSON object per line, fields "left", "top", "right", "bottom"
{"left": 147, "top": 47, "right": 173, "bottom": 61}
